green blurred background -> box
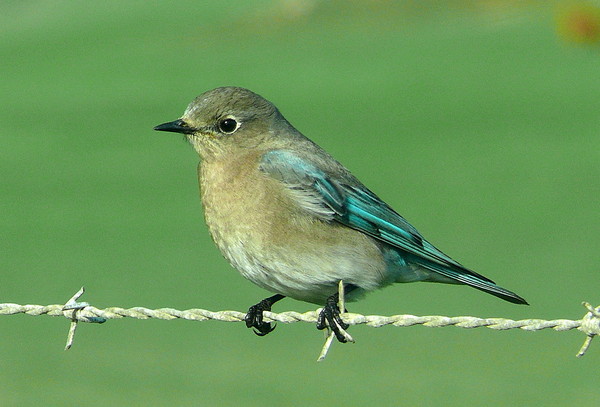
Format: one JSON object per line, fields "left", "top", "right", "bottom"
{"left": 1, "top": 1, "right": 599, "bottom": 405}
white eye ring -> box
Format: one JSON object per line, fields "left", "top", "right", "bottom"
{"left": 218, "top": 116, "right": 240, "bottom": 134}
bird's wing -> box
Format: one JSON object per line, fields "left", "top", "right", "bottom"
{"left": 259, "top": 150, "right": 528, "bottom": 304}
{"left": 260, "top": 150, "right": 464, "bottom": 270}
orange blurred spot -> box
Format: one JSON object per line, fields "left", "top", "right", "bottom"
{"left": 556, "top": 3, "right": 600, "bottom": 44}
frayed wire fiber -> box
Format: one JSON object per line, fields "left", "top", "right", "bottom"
{"left": 1, "top": 286, "right": 599, "bottom": 361}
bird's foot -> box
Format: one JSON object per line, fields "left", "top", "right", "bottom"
{"left": 245, "top": 294, "right": 285, "bottom": 336}
{"left": 316, "top": 292, "right": 351, "bottom": 343}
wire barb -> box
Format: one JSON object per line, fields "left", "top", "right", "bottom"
{"left": 576, "top": 302, "right": 600, "bottom": 358}
{"left": 61, "top": 287, "right": 106, "bottom": 350}
{"left": 1, "top": 288, "right": 598, "bottom": 361}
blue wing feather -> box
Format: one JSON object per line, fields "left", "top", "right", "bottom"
{"left": 260, "top": 150, "right": 527, "bottom": 305}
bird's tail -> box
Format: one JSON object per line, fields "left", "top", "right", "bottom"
{"left": 420, "top": 260, "right": 528, "bottom": 305}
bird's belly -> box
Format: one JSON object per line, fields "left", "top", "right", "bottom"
{"left": 216, "top": 223, "right": 389, "bottom": 304}
{"left": 204, "top": 198, "right": 388, "bottom": 303}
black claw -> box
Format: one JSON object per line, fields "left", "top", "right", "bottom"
{"left": 244, "top": 294, "right": 285, "bottom": 337}
{"left": 245, "top": 303, "right": 276, "bottom": 336}
{"left": 316, "top": 286, "right": 356, "bottom": 343}
{"left": 253, "top": 328, "right": 272, "bottom": 336}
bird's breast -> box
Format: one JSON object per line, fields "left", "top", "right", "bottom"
{"left": 198, "top": 152, "right": 285, "bottom": 247}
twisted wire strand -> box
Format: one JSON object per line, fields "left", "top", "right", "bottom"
{"left": 0, "top": 302, "right": 586, "bottom": 331}
{"left": 1, "top": 286, "right": 598, "bottom": 361}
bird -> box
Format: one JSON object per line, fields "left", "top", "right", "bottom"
{"left": 153, "top": 87, "right": 528, "bottom": 342}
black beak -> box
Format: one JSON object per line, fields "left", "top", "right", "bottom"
{"left": 153, "top": 119, "right": 196, "bottom": 134}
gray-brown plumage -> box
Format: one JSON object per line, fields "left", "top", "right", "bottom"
{"left": 154, "top": 87, "right": 527, "bottom": 341}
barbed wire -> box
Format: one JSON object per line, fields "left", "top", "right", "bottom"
{"left": 1, "top": 286, "right": 599, "bottom": 361}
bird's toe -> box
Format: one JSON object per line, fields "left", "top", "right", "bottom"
{"left": 316, "top": 295, "right": 350, "bottom": 343}
{"left": 245, "top": 301, "right": 276, "bottom": 336}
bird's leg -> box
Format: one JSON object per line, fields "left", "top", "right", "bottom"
{"left": 245, "top": 294, "right": 285, "bottom": 336}
{"left": 316, "top": 284, "right": 357, "bottom": 343}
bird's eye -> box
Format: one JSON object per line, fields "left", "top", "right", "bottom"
{"left": 218, "top": 117, "right": 239, "bottom": 134}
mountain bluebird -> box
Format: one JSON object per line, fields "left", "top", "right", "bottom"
{"left": 154, "top": 87, "right": 527, "bottom": 342}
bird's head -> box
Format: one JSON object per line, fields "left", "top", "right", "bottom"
{"left": 154, "top": 87, "right": 289, "bottom": 160}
